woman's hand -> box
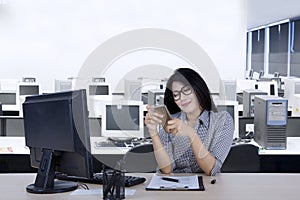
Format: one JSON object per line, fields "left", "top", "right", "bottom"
{"left": 166, "top": 118, "right": 195, "bottom": 137}
{"left": 144, "top": 105, "right": 163, "bottom": 137}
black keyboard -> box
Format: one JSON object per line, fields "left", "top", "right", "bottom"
{"left": 55, "top": 172, "right": 146, "bottom": 187}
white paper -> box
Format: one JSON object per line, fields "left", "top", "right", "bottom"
{"left": 146, "top": 174, "right": 200, "bottom": 190}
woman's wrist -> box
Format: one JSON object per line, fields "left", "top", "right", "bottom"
{"left": 150, "top": 132, "right": 160, "bottom": 140}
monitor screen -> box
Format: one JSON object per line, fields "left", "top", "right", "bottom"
{"left": 215, "top": 100, "right": 239, "bottom": 139}
{"left": 19, "top": 85, "right": 39, "bottom": 95}
{"left": 55, "top": 80, "right": 73, "bottom": 92}
{"left": 4, "top": 118, "right": 24, "bottom": 136}
{"left": 23, "top": 89, "right": 93, "bottom": 194}
{"left": 89, "top": 85, "right": 109, "bottom": 95}
{"left": 0, "top": 93, "right": 16, "bottom": 105}
{"left": 101, "top": 101, "right": 144, "bottom": 139}
{"left": 89, "top": 117, "right": 101, "bottom": 137}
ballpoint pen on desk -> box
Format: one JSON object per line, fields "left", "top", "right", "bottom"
{"left": 161, "top": 177, "right": 179, "bottom": 183}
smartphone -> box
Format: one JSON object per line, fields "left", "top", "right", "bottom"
{"left": 153, "top": 105, "right": 173, "bottom": 133}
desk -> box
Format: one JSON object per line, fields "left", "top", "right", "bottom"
{"left": 259, "top": 137, "right": 300, "bottom": 155}
{"left": 0, "top": 137, "right": 141, "bottom": 173}
{"left": 0, "top": 137, "right": 133, "bottom": 155}
{"left": 1, "top": 173, "right": 300, "bottom": 200}
{"left": 2, "top": 137, "right": 300, "bottom": 173}
{"left": 258, "top": 137, "right": 300, "bottom": 172}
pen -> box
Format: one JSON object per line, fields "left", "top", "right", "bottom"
{"left": 161, "top": 177, "right": 179, "bottom": 183}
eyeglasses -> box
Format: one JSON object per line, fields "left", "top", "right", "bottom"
{"left": 172, "top": 85, "right": 193, "bottom": 101}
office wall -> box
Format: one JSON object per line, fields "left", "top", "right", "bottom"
{"left": 247, "top": 0, "right": 300, "bottom": 29}
{"left": 0, "top": 0, "right": 246, "bottom": 93}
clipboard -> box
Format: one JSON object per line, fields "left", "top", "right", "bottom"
{"left": 145, "top": 174, "right": 205, "bottom": 191}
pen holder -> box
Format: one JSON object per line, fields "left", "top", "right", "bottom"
{"left": 102, "top": 167, "right": 125, "bottom": 200}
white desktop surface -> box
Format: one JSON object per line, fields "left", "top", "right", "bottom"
{"left": 259, "top": 137, "right": 300, "bottom": 155}
{"left": 3, "top": 136, "right": 300, "bottom": 156}
{"left": 1, "top": 173, "right": 300, "bottom": 200}
{"left": 0, "top": 136, "right": 29, "bottom": 154}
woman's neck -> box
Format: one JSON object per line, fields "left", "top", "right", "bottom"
{"left": 186, "top": 108, "right": 202, "bottom": 125}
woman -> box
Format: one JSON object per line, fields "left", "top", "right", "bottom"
{"left": 145, "top": 68, "right": 234, "bottom": 175}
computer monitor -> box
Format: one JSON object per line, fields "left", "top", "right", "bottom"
{"left": 284, "top": 78, "right": 300, "bottom": 108}
{"left": 236, "top": 79, "right": 256, "bottom": 93}
{"left": 88, "top": 83, "right": 110, "bottom": 96}
{"left": 17, "top": 82, "right": 41, "bottom": 117}
{"left": 101, "top": 100, "right": 144, "bottom": 140}
{"left": 18, "top": 85, "right": 39, "bottom": 95}
{"left": 215, "top": 100, "right": 239, "bottom": 139}
{"left": 88, "top": 83, "right": 112, "bottom": 117}
{"left": 54, "top": 79, "right": 73, "bottom": 92}
{"left": 124, "top": 79, "right": 142, "bottom": 101}
{"left": 4, "top": 117, "right": 24, "bottom": 136}
{"left": 0, "top": 92, "right": 18, "bottom": 113}
{"left": 254, "top": 81, "right": 278, "bottom": 96}
{"left": 219, "top": 80, "right": 237, "bottom": 101}
{"left": 0, "top": 92, "right": 16, "bottom": 105}
{"left": 23, "top": 89, "right": 93, "bottom": 194}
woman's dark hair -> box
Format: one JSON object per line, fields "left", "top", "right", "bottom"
{"left": 164, "top": 68, "right": 212, "bottom": 114}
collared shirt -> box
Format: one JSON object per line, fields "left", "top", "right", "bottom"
{"left": 158, "top": 109, "right": 234, "bottom": 175}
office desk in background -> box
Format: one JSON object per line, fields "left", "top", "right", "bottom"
{"left": 0, "top": 137, "right": 147, "bottom": 173}
{"left": 3, "top": 137, "right": 300, "bottom": 173}
{"left": 1, "top": 173, "right": 300, "bottom": 200}
{"left": 259, "top": 137, "right": 300, "bottom": 172}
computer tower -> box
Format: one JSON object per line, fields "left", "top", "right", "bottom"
{"left": 254, "top": 95, "right": 287, "bottom": 150}
{"left": 243, "top": 89, "right": 267, "bottom": 117}
{"left": 147, "top": 89, "right": 164, "bottom": 106}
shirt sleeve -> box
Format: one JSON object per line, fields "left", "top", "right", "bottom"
{"left": 156, "top": 125, "right": 176, "bottom": 173}
{"left": 210, "top": 112, "right": 234, "bottom": 175}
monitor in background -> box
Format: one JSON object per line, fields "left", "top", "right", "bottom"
{"left": 0, "top": 92, "right": 16, "bottom": 105}
{"left": 219, "top": 79, "right": 237, "bottom": 101}
{"left": 54, "top": 79, "right": 73, "bottom": 92}
{"left": 236, "top": 79, "right": 256, "bottom": 94}
{"left": 89, "top": 117, "right": 101, "bottom": 137}
{"left": 3, "top": 118, "right": 24, "bottom": 136}
{"left": 88, "top": 82, "right": 112, "bottom": 117}
{"left": 254, "top": 81, "right": 278, "bottom": 96}
{"left": 101, "top": 100, "right": 144, "bottom": 140}
{"left": 0, "top": 92, "right": 18, "bottom": 114}
{"left": 124, "top": 79, "right": 142, "bottom": 101}
{"left": 238, "top": 117, "right": 254, "bottom": 138}
{"left": 286, "top": 116, "right": 300, "bottom": 137}
{"left": 23, "top": 89, "right": 93, "bottom": 194}
{"left": 17, "top": 82, "right": 41, "bottom": 117}
{"left": 88, "top": 83, "right": 110, "bottom": 96}
{"left": 215, "top": 100, "right": 239, "bottom": 139}
{"left": 19, "top": 85, "right": 39, "bottom": 95}
{"left": 284, "top": 78, "right": 300, "bottom": 109}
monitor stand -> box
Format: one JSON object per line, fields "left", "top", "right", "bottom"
{"left": 26, "top": 149, "right": 78, "bottom": 194}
